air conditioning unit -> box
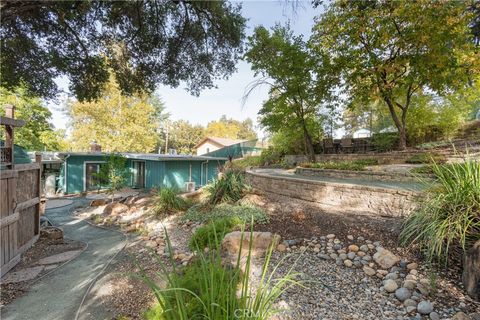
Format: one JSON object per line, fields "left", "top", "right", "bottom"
{"left": 185, "top": 182, "right": 195, "bottom": 192}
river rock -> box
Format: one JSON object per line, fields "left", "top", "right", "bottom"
{"left": 452, "top": 312, "right": 472, "bottom": 320}
{"left": 373, "top": 248, "right": 400, "bottom": 269}
{"left": 363, "top": 266, "right": 376, "bottom": 276}
{"left": 383, "top": 279, "right": 398, "bottom": 293}
{"left": 417, "top": 301, "right": 433, "bottom": 315}
{"left": 395, "top": 287, "right": 412, "bottom": 302}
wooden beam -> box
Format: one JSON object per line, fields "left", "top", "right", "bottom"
{"left": 0, "top": 212, "right": 19, "bottom": 228}
{"left": 0, "top": 170, "right": 18, "bottom": 179}
{"left": 0, "top": 116, "right": 25, "bottom": 128}
{"left": 14, "top": 197, "right": 40, "bottom": 212}
{"left": 15, "top": 163, "right": 41, "bottom": 171}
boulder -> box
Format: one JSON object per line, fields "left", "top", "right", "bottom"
{"left": 90, "top": 199, "right": 107, "bottom": 207}
{"left": 221, "top": 231, "right": 281, "bottom": 258}
{"left": 463, "top": 240, "right": 480, "bottom": 301}
{"left": 103, "top": 202, "right": 129, "bottom": 216}
{"left": 373, "top": 248, "right": 400, "bottom": 269}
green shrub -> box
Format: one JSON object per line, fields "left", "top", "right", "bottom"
{"left": 188, "top": 217, "right": 242, "bottom": 250}
{"left": 372, "top": 132, "right": 399, "bottom": 152}
{"left": 141, "top": 230, "right": 303, "bottom": 320}
{"left": 405, "top": 153, "right": 445, "bottom": 164}
{"left": 231, "top": 156, "right": 264, "bottom": 171}
{"left": 400, "top": 158, "right": 480, "bottom": 262}
{"left": 155, "top": 187, "right": 190, "bottom": 215}
{"left": 183, "top": 202, "right": 268, "bottom": 225}
{"left": 301, "top": 159, "right": 378, "bottom": 171}
{"left": 260, "top": 147, "right": 283, "bottom": 165}
{"left": 205, "top": 171, "right": 249, "bottom": 205}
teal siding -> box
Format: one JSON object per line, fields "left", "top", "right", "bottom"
{"left": 62, "top": 154, "right": 226, "bottom": 194}
{"left": 65, "top": 155, "right": 106, "bottom": 194}
{"left": 145, "top": 160, "right": 165, "bottom": 189}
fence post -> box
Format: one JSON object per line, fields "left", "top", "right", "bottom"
{"left": 4, "top": 104, "right": 15, "bottom": 168}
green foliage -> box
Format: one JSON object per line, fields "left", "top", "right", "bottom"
{"left": 94, "top": 153, "right": 129, "bottom": 200}
{"left": 231, "top": 156, "right": 264, "bottom": 170}
{"left": 167, "top": 120, "right": 205, "bottom": 155}
{"left": 2, "top": 1, "right": 246, "bottom": 100}
{"left": 205, "top": 115, "right": 257, "bottom": 140}
{"left": 183, "top": 202, "right": 268, "bottom": 225}
{"left": 302, "top": 159, "right": 378, "bottom": 171}
{"left": 155, "top": 188, "right": 190, "bottom": 216}
{"left": 188, "top": 217, "right": 242, "bottom": 250}
{"left": 67, "top": 75, "right": 161, "bottom": 153}
{"left": 141, "top": 229, "right": 303, "bottom": 320}
{"left": 400, "top": 158, "right": 480, "bottom": 262}
{"left": 371, "top": 132, "right": 399, "bottom": 152}
{"left": 245, "top": 24, "right": 334, "bottom": 161}
{"left": 0, "top": 86, "right": 63, "bottom": 151}
{"left": 205, "top": 171, "right": 249, "bottom": 205}
{"left": 405, "top": 153, "right": 445, "bottom": 165}
{"left": 313, "top": 1, "right": 478, "bottom": 149}
{"left": 144, "top": 251, "right": 240, "bottom": 320}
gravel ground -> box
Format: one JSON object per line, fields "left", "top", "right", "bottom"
{"left": 46, "top": 192, "right": 480, "bottom": 319}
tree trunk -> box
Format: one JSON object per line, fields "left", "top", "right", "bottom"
{"left": 301, "top": 120, "right": 316, "bottom": 162}
{"left": 463, "top": 240, "right": 480, "bottom": 301}
{"left": 384, "top": 97, "right": 407, "bottom": 150}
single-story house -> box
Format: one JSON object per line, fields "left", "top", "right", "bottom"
{"left": 195, "top": 137, "right": 247, "bottom": 156}
{"left": 57, "top": 152, "right": 227, "bottom": 195}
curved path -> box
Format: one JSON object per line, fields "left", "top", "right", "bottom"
{"left": 1, "top": 198, "right": 127, "bottom": 320}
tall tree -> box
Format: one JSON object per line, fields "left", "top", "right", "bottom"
{"left": 67, "top": 75, "right": 159, "bottom": 152}
{"left": 1, "top": 1, "right": 246, "bottom": 100}
{"left": 245, "top": 25, "right": 333, "bottom": 161}
{"left": 205, "top": 115, "right": 257, "bottom": 140}
{"left": 168, "top": 120, "right": 205, "bottom": 155}
{"left": 312, "top": 0, "right": 478, "bottom": 149}
{"left": 0, "top": 86, "right": 62, "bottom": 150}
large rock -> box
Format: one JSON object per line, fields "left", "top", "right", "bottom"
{"left": 90, "top": 199, "right": 107, "bottom": 207}
{"left": 103, "top": 202, "right": 129, "bottom": 216}
{"left": 463, "top": 240, "right": 480, "bottom": 301}
{"left": 373, "top": 248, "right": 400, "bottom": 269}
{"left": 221, "top": 231, "right": 281, "bottom": 258}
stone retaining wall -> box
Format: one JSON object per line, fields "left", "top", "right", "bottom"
{"left": 284, "top": 152, "right": 424, "bottom": 166}
{"left": 246, "top": 170, "right": 419, "bottom": 217}
{"left": 295, "top": 167, "right": 430, "bottom": 183}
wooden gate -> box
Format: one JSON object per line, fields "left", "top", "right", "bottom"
{"left": 1, "top": 104, "right": 41, "bottom": 276}
{"left": 0, "top": 163, "right": 41, "bottom": 276}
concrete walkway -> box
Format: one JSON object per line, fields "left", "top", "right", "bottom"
{"left": 1, "top": 198, "right": 127, "bottom": 320}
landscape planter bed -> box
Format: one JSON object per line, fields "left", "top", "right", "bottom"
{"left": 246, "top": 170, "right": 420, "bottom": 217}
{"left": 295, "top": 167, "right": 433, "bottom": 183}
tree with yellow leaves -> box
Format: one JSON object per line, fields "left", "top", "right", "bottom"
{"left": 67, "top": 75, "right": 162, "bottom": 153}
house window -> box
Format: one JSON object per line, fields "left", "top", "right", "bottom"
{"left": 206, "top": 147, "right": 210, "bottom": 153}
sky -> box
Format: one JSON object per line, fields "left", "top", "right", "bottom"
{"left": 48, "top": 1, "right": 321, "bottom": 139}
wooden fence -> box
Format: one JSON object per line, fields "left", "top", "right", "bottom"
{"left": 1, "top": 162, "right": 41, "bottom": 276}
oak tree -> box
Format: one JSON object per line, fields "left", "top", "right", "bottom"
{"left": 1, "top": 1, "right": 246, "bottom": 100}
{"left": 312, "top": 0, "right": 478, "bottom": 149}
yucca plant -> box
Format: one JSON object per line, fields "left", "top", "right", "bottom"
{"left": 205, "top": 170, "right": 249, "bottom": 205}
{"left": 400, "top": 157, "right": 480, "bottom": 263}
{"left": 140, "top": 225, "right": 303, "bottom": 320}
{"left": 154, "top": 187, "right": 189, "bottom": 215}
